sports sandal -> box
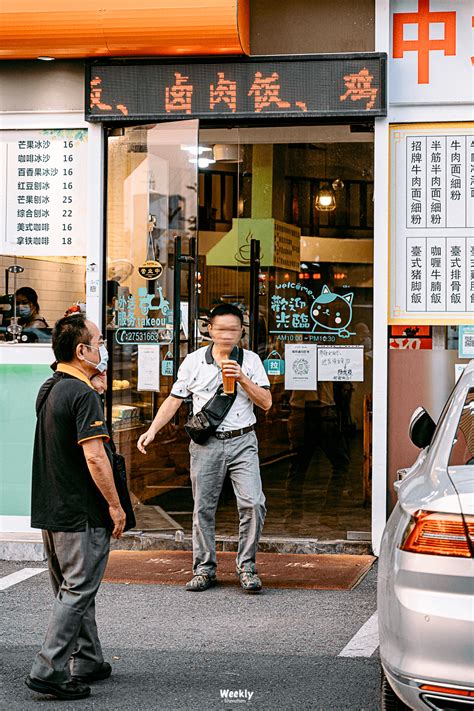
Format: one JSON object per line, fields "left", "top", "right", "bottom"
{"left": 237, "top": 565, "right": 262, "bottom": 594}
{"left": 185, "top": 573, "right": 217, "bottom": 592}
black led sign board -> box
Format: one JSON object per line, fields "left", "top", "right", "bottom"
{"left": 86, "top": 54, "right": 386, "bottom": 122}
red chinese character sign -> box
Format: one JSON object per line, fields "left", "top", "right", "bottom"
{"left": 85, "top": 56, "right": 386, "bottom": 122}
{"left": 389, "top": 123, "right": 474, "bottom": 325}
{"left": 391, "top": 0, "right": 473, "bottom": 104}
{"left": 0, "top": 129, "right": 88, "bottom": 257}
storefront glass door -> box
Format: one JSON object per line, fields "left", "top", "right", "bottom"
{"left": 197, "top": 126, "right": 374, "bottom": 540}
{"left": 106, "top": 120, "right": 200, "bottom": 531}
{"left": 106, "top": 123, "right": 374, "bottom": 540}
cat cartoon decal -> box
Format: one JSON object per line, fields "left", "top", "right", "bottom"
{"left": 310, "top": 285, "right": 355, "bottom": 338}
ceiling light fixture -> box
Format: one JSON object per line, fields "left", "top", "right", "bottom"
{"left": 315, "top": 147, "right": 337, "bottom": 212}
{"left": 315, "top": 184, "right": 336, "bottom": 212}
{"left": 37, "top": 56, "right": 55, "bottom": 61}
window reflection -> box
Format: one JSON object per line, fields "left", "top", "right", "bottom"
{"left": 449, "top": 388, "right": 474, "bottom": 467}
{"left": 0, "top": 256, "right": 86, "bottom": 343}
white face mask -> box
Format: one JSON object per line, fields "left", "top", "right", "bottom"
{"left": 81, "top": 343, "right": 109, "bottom": 373}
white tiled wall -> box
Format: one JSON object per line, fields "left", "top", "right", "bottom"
{"left": 0, "top": 256, "right": 86, "bottom": 326}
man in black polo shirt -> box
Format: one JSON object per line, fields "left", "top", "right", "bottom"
{"left": 26, "top": 316, "right": 125, "bottom": 701}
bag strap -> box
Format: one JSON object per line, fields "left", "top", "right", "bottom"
{"left": 198, "top": 346, "right": 244, "bottom": 424}
{"left": 37, "top": 372, "right": 115, "bottom": 450}
{"left": 208, "top": 345, "right": 243, "bottom": 405}
{"left": 233, "top": 346, "right": 244, "bottom": 367}
{"left": 36, "top": 375, "right": 61, "bottom": 415}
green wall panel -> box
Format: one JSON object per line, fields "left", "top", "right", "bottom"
{"left": 0, "top": 364, "right": 51, "bottom": 516}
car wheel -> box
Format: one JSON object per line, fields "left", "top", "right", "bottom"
{"left": 381, "top": 671, "right": 411, "bottom": 711}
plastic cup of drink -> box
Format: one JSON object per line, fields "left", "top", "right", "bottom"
{"left": 222, "top": 359, "right": 236, "bottom": 394}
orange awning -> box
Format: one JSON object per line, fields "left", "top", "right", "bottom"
{"left": 0, "top": 0, "right": 249, "bottom": 59}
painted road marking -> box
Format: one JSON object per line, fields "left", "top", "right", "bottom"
{"left": 0, "top": 567, "right": 47, "bottom": 591}
{"left": 338, "top": 611, "right": 379, "bottom": 657}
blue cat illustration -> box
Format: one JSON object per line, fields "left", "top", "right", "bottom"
{"left": 310, "top": 285, "right": 354, "bottom": 338}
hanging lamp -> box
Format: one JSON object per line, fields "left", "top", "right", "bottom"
{"left": 315, "top": 147, "right": 336, "bottom": 212}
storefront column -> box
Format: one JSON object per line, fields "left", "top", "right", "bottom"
{"left": 85, "top": 122, "right": 105, "bottom": 326}
{"left": 372, "top": 0, "right": 390, "bottom": 555}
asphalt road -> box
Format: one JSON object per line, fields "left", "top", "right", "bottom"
{"left": 0, "top": 559, "right": 380, "bottom": 711}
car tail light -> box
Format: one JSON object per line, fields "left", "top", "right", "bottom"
{"left": 401, "top": 510, "right": 474, "bottom": 557}
{"left": 420, "top": 684, "right": 474, "bottom": 697}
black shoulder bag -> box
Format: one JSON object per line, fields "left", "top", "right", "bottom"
{"left": 184, "top": 347, "right": 243, "bottom": 445}
{"left": 107, "top": 439, "right": 136, "bottom": 532}
{"left": 38, "top": 375, "right": 136, "bottom": 532}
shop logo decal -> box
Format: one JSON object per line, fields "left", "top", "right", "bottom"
{"left": 138, "top": 259, "right": 163, "bottom": 280}
{"left": 310, "top": 285, "right": 354, "bottom": 339}
{"left": 270, "top": 282, "right": 355, "bottom": 342}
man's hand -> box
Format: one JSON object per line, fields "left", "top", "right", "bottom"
{"left": 109, "top": 503, "right": 126, "bottom": 539}
{"left": 222, "top": 359, "right": 243, "bottom": 382}
{"left": 136, "top": 395, "right": 182, "bottom": 454}
{"left": 137, "top": 429, "right": 155, "bottom": 454}
{"left": 90, "top": 372, "right": 107, "bottom": 394}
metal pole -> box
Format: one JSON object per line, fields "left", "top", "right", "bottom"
{"left": 187, "top": 236, "right": 197, "bottom": 355}
{"left": 173, "top": 235, "right": 182, "bottom": 382}
{"left": 172, "top": 236, "right": 182, "bottom": 426}
{"left": 249, "top": 239, "right": 260, "bottom": 354}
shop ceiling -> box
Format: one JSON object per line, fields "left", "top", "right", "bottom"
{"left": 199, "top": 126, "right": 374, "bottom": 144}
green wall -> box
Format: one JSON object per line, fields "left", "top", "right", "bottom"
{"left": 0, "top": 365, "right": 50, "bottom": 516}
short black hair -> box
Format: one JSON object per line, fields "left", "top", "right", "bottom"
{"left": 209, "top": 303, "right": 244, "bottom": 325}
{"left": 52, "top": 315, "right": 91, "bottom": 363}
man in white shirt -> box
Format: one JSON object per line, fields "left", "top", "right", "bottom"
{"left": 137, "top": 304, "right": 272, "bottom": 593}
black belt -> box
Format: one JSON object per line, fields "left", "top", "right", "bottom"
{"left": 214, "top": 425, "right": 254, "bottom": 440}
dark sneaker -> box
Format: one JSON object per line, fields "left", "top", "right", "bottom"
{"left": 72, "top": 662, "right": 112, "bottom": 683}
{"left": 185, "top": 573, "right": 217, "bottom": 591}
{"left": 25, "top": 675, "right": 91, "bottom": 700}
{"left": 237, "top": 565, "right": 263, "bottom": 594}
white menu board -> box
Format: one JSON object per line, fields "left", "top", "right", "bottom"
{"left": 284, "top": 343, "right": 317, "bottom": 391}
{"left": 390, "top": 124, "right": 474, "bottom": 324}
{"left": 317, "top": 346, "right": 364, "bottom": 382}
{"left": 0, "top": 129, "right": 88, "bottom": 256}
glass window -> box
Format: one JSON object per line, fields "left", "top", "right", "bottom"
{"left": 0, "top": 255, "right": 86, "bottom": 343}
{"left": 0, "top": 128, "right": 89, "bottom": 344}
{"left": 449, "top": 387, "right": 474, "bottom": 467}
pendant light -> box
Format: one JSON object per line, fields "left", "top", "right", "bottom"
{"left": 315, "top": 147, "right": 336, "bottom": 212}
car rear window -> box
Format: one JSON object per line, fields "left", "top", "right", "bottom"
{"left": 449, "top": 387, "right": 474, "bottom": 468}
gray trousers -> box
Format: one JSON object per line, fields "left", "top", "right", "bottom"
{"left": 31, "top": 524, "right": 110, "bottom": 683}
{"left": 189, "top": 431, "right": 266, "bottom": 576}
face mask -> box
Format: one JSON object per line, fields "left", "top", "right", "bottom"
{"left": 17, "top": 305, "right": 32, "bottom": 318}
{"left": 82, "top": 344, "right": 109, "bottom": 373}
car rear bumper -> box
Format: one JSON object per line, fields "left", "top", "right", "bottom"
{"left": 383, "top": 664, "right": 474, "bottom": 711}
{"left": 379, "top": 543, "right": 474, "bottom": 686}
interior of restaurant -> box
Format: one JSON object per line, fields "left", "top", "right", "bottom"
{"left": 105, "top": 122, "right": 375, "bottom": 540}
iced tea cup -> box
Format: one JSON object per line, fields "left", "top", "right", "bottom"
{"left": 222, "top": 359, "right": 236, "bottom": 394}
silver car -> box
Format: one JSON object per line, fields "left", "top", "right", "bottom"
{"left": 378, "top": 359, "right": 474, "bottom": 711}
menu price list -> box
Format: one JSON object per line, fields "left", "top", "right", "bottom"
{"left": 2, "top": 129, "right": 88, "bottom": 256}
